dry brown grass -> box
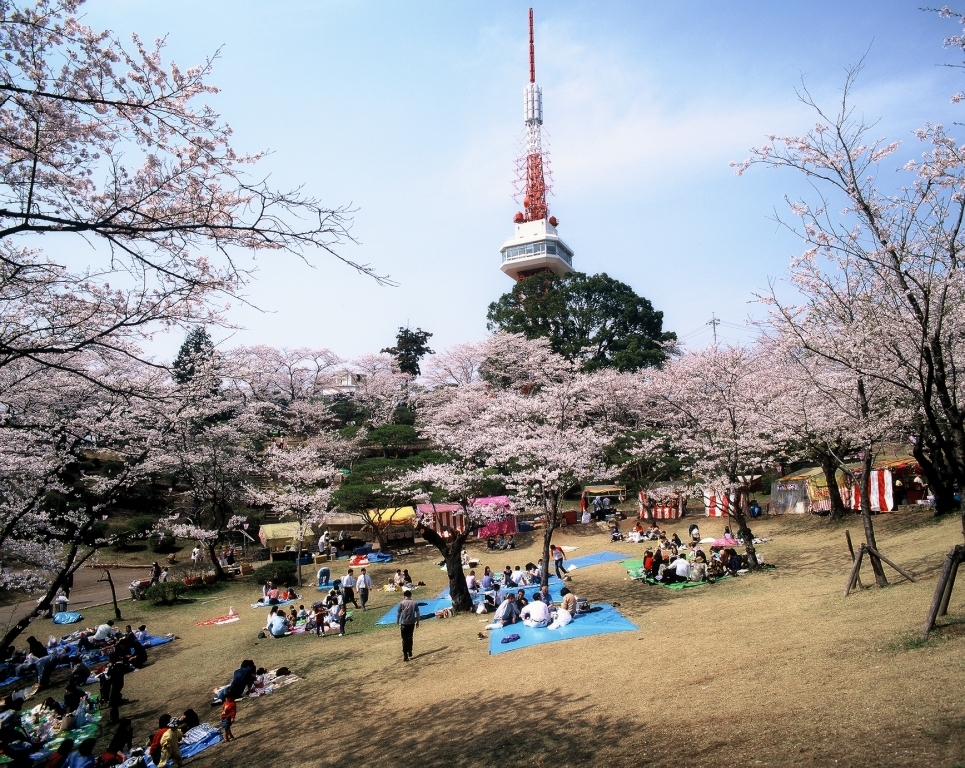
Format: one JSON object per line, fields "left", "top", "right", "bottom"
{"left": 68, "top": 510, "right": 965, "bottom": 767}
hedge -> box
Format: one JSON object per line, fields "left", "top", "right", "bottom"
{"left": 145, "top": 581, "right": 186, "bottom": 605}
{"left": 251, "top": 561, "right": 297, "bottom": 587}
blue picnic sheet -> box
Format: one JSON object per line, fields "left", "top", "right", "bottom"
{"left": 375, "top": 598, "right": 454, "bottom": 626}
{"left": 488, "top": 603, "right": 638, "bottom": 655}
{"left": 143, "top": 723, "right": 222, "bottom": 766}
{"left": 250, "top": 597, "right": 297, "bottom": 609}
{"left": 52, "top": 611, "right": 83, "bottom": 624}
{"left": 563, "top": 550, "right": 631, "bottom": 569}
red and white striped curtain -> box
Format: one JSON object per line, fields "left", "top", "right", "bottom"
{"left": 704, "top": 493, "right": 733, "bottom": 517}
{"left": 848, "top": 470, "right": 894, "bottom": 512}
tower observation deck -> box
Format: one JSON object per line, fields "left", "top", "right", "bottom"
{"left": 499, "top": 8, "right": 574, "bottom": 281}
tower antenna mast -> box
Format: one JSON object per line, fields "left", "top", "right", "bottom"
{"left": 498, "top": 9, "right": 574, "bottom": 281}
{"left": 529, "top": 8, "right": 535, "bottom": 84}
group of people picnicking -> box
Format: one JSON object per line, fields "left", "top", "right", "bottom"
{"left": 0, "top": 621, "right": 164, "bottom": 767}
{"left": 626, "top": 523, "right": 760, "bottom": 582}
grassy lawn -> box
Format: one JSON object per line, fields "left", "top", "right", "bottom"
{"left": 26, "top": 510, "right": 965, "bottom": 767}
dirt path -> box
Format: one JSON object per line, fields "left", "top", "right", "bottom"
{"left": 0, "top": 563, "right": 152, "bottom": 631}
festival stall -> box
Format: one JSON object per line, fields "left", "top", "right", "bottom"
{"left": 771, "top": 467, "right": 826, "bottom": 514}
{"left": 415, "top": 503, "right": 465, "bottom": 537}
{"left": 472, "top": 496, "right": 516, "bottom": 539}
{"left": 844, "top": 458, "right": 924, "bottom": 512}
{"left": 258, "top": 523, "right": 302, "bottom": 551}
{"left": 703, "top": 491, "right": 734, "bottom": 517}
{"left": 636, "top": 485, "right": 686, "bottom": 519}
{"left": 583, "top": 485, "right": 627, "bottom": 502}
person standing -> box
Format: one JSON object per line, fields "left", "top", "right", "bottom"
{"left": 219, "top": 696, "right": 236, "bottom": 742}
{"left": 341, "top": 568, "right": 360, "bottom": 609}
{"left": 552, "top": 545, "right": 568, "bottom": 580}
{"left": 355, "top": 568, "right": 372, "bottom": 611}
{"left": 191, "top": 545, "right": 201, "bottom": 565}
{"left": 63, "top": 571, "right": 74, "bottom": 600}
{"left": 149, "top": 562, "right": 161, "bottom": 586}
{"left": 336, "top": 588, "right": 347, "bottom": 636}
{"left": 396, "top": 589, "right": 419, "bottom": 662}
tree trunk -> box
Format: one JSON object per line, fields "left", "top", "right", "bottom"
{"left": 417, "top": 525, "right": 472, "bottom": 611}
{"left": 206, "top": 541, "right": 226, "bottom": 580}
{"left": 858, "top": 450, "right": 888, "bottom": 587}
{"left": 819, "top": 452, "right": 849, "bottom": 520}
{"left": 0, "top": 544, "right": 96, "bottom": 651}
{"left": 102, "top": 568, "right": 122, "bottom": 620}
{"left": 912, "top": 435, "right": 957, "bottom": 516}
{"left": 541, "top": 494, "right": 558, "bottom": 588}
{"left": 732, "top": 487, "right": 758, "bottom": 571}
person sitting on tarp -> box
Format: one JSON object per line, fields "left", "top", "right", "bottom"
{"left": 689, "top": 551, "right": 708, "bottom": 582}
{"left": 268, "top": 611, "right": 290, "bottom": 638}
{"left": 506, "top": 535, "right": 516, "bottom": 550}
{"left": 486, "top": 593, "right": 521, "bottom": 629}
{"left": 648, "top": 548, "right": 664, "bottom": 578}
{"left": 480, "top": 567, "right": 494, "bottom": 591}
{"left": 67, "top": 657, "right": 91, "bottom": 688}
{"left": 725, "top": 548, "right": 744, "bottom": 575}
{"left": 670, "top": 532, "right": 683, "bottom": 548}
{"left": 510, "top": 566, "right": 528, "bottom": 587}
{"left": 117, "top": 633, "right": 147, "bottom": 669}
{"left": 466, "top": 570, "right": 478, "bottom": 592}
{"left": 520, "top": 598, "right": 551, "bottom": 628}
{"left": 661, "top": 555, "right": 691, "bottom": 584}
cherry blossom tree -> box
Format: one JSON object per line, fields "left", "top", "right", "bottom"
{"left": 248, "top": 433, "right": 355, "bottom": 586}
{"left": 735, "top": 61, "right": 965, "bottom": 541}
{"left": 392, "top": 463, "right": 504, "bottom": 612}
{"left": 641, "top": 344, "right": 775, "bottom": 569}
{"left": 0, "top": 0, "right": 386, "bottom": 388}
{"left": 418, "top": 333, "right": 626, "bottom": 588}
{"left": 0, "top": 356, "right": 165, "bottom": 646}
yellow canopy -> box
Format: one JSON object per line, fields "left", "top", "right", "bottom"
{"left": 584, "top": 485, "right": 626, "bottom": 497}
{"left": 259, "top": 522, "right": 302, "bottom": 548}
{"left": 367, "top": 506, "right": 416, "bottom": 525}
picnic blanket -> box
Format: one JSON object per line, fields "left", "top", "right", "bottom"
{"left": 250, "top": 597, "right": 297, "bottom": 610}
{"left": 375, "top": 599, "right": 453, "bottom": 626}
{"left": 196, "top": 612, "right": 240, "bottom": 627}
{"left": 52, "top": 612, "right": 82, "bottom": 625}
{"left": 142, "top": 723, "right": 223, "bottom": 767}
{"left": 488, "top": 603, "right": 638, "bottom": 655}
{"left": 564, "top": 551, "right": 630, "bottom": 570}
{"left": 246, "top": 671, "right": 301, "bottom": 698}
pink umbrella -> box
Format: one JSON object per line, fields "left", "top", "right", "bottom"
{"left": 711, "top": 536, "right": 740, "bottom": 548}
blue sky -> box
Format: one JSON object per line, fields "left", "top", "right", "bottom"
{"left": 81, "top": 1, "right": 963, "bottom": 358}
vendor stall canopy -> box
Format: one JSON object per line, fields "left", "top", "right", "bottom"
{"left": 259, "top": 522, "right": 303, "bottom": 549}
{"left": 583, "top": 485, "right": 627, "bottom": 501}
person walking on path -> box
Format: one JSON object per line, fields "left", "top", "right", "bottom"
{"left": 341, "top": 568, "right": 360, "bottom": 609}
{"left": 397, "top": 589, "right": 419, "bottom": 662}
{"left": 63, "top": 571, "right": 74, "bottom": 599}
{"left": 552, "top": 545, "right": 568, "bottom": 580}
{"left": 355, "top": 568, "right": 372, "bottom": 611}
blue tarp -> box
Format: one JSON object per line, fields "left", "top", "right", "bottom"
{"left": 52, "top": 612, "right": 82, "bottom": 624}
{"left": 488, "top": 604, "right": 638, "bottom": 655}
{"left": 375, "top": 599, "right": 452, "bottom": 626}
{"left": 436, "top": 574, "right": 563, "bottom": 600}
{"left": 143, "top": 723, "right": 222, "bottom": 766}
{"left": 564, "top": 551, "right": 631, "bottom": 570}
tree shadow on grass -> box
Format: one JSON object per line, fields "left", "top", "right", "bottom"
{"left": 235, "top": 686, "right": 664, "bottom": 768}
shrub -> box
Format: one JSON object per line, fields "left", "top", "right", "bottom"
{"left": 150, "top": 533, "right": 177, "bottom": 553}
{"left": 128, "top": 516, "right": 156, "bottom": 536}
{"left": 252, "top": 561, "right": 297, "bottom": 586}
{"left": 145, "top": 581, "right": 186, "bottom": 605}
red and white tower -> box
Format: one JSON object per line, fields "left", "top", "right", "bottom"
{"left": 499, "top": 8, "right": 575, "bottom": 281}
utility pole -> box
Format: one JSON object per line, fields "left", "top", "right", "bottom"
{"left": 707, "top": 313, "right": 720, "bottom": 344}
